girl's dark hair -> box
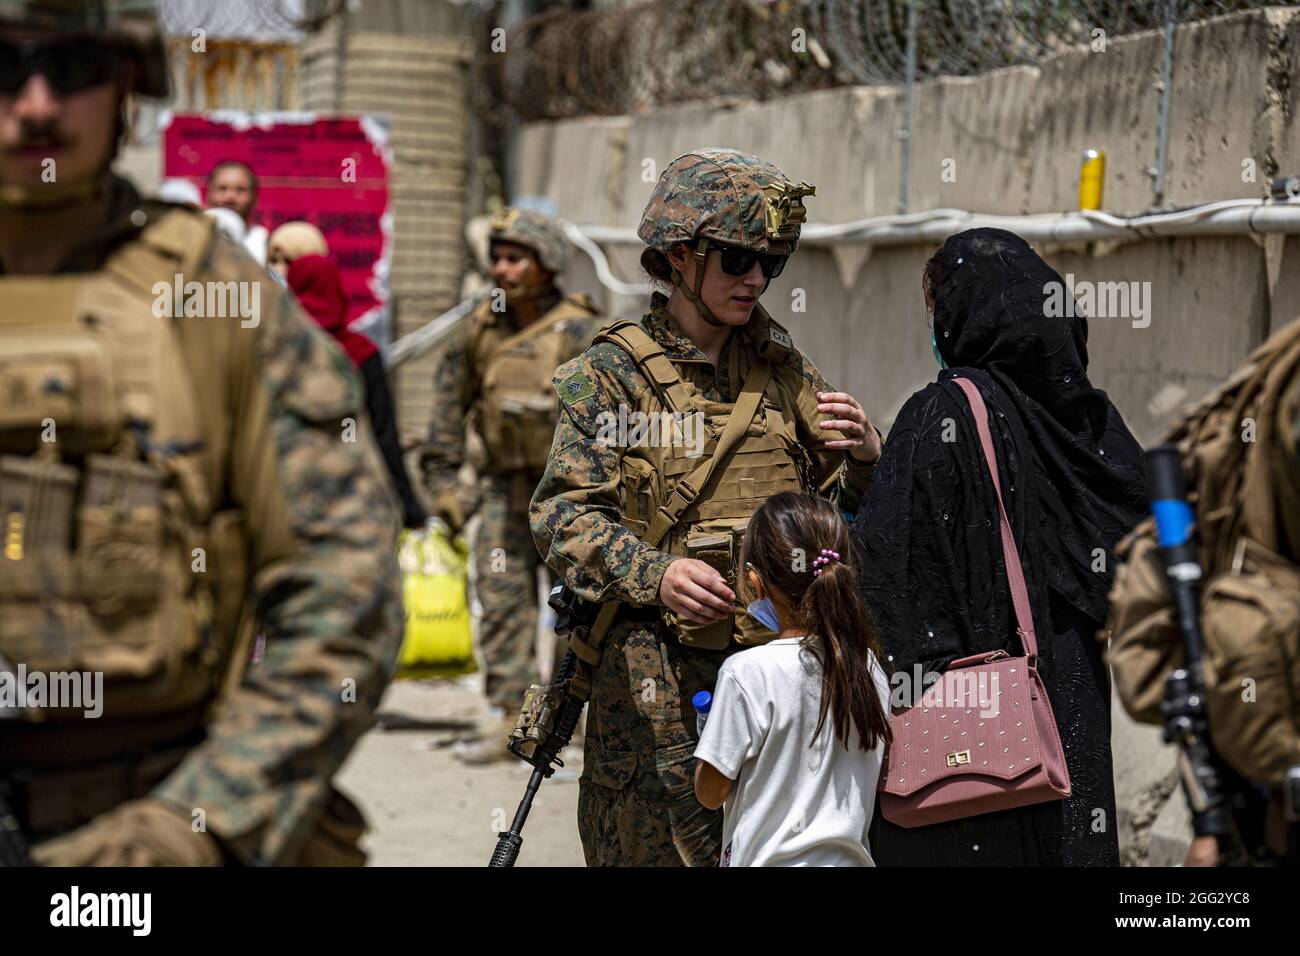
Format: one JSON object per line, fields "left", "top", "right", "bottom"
{"left": 740, "top": 492, "right": 891, "bottom": 752}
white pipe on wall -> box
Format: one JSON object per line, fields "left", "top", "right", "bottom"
{"left": 389, "top": 197, "right": 1300, "bottom": 367}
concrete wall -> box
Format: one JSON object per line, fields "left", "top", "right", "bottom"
{"left": 512, "top": 5, "right": 1300, "bottom": 863}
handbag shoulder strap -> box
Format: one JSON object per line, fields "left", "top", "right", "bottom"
{"left": 952, "top": 376, "right": 1039, "bottom": 662}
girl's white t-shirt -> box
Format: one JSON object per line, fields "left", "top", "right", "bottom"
{"left": 694, "top": 637, "right": 890, "bottom": 867}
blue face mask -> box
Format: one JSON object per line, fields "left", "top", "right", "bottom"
{"left": 746, "top": 596, "right": 781, "bottom": 633}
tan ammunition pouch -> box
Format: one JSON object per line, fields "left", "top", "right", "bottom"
{"left": 0, "top": 210, "right": 251, "bottom": 728}
{"left": 597, "top": 319, "right": 807, "bottom": 650}
{"left": 478, "top": 294, "right": 597, "bottom": 472}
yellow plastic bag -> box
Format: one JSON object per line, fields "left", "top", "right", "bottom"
{"left": 396, "top": 522, "right": 476, "bottom": 679}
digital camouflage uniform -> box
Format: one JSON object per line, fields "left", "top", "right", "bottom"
{"left": 530, "top": 148, "right": 875, "bottom": 867}
{"left": 0, "top": 1, "right": 402, "bottom": 867}
{"left": 419, "top": 210, "right": 601, "bottom": 715}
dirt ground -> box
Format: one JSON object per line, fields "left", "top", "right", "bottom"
{"left": 337, "top": 674, "right": 586, "bottom": 867}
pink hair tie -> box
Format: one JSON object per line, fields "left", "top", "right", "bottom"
{"left": 811, "top": 548, "right": 841, "bottom": 577}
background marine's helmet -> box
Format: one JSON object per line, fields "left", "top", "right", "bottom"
{"left": 488, "top": 207, "right": 571, "bottom": 275}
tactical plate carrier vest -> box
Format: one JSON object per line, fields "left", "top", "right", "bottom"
{"left": 0, "top": 210, "right": 249, "bottom": 732}
{"left": 596, "top": 318, "right": 812, "bottom": 650}
{"left": 474, "top": 293, "right": 598, "bottom": 473}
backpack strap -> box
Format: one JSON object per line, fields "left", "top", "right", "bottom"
{"left": 594, "top": 320, "right": 694, "bottom": 416}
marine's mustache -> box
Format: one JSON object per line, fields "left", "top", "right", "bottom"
{"left": 9, "top": 123, "right": 70, "bottom": 153}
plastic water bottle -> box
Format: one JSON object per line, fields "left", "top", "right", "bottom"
{"left": 693, "top": 690, "right": 712, "bottom": 737}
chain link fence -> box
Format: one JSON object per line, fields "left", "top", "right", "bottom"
{"left": 471, "top": 0, "right": 1271, "bottom": 125}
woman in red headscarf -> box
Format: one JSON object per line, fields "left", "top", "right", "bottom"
{"left": 286, "top": 251, "right": 426, "bottom": 529}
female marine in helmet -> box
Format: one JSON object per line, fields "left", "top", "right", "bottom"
{"left": 529, "top": 148, "right": 881, "bottom": 866}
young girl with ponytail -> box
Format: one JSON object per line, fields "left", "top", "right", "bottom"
{"left": 693, "top": 491, "right": 892, "bottom": 866}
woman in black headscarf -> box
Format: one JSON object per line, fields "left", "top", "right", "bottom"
{"left": 854, "top": 228, "right": 1148, "bottom": 866}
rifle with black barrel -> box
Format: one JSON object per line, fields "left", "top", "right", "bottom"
{"left": 488, "top": 583, "right": 596, "bottom": 868}
{"left": 1146, "top": 445, "right": 1258, "bottom": 865}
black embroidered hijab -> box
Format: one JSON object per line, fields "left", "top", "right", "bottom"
{"left": 852, "top": 228, "right": 1148, "bottom": 680}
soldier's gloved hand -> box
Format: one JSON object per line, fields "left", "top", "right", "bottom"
{"left": 659, "top": 558, "right": 735, "bottom": 625}
{"left": 31, "top": 798, "right": 223, "bottom": 867}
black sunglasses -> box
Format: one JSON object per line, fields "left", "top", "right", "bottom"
{"left": 0, "top": 38, "right": 128, "bottom": 96}
{"left": 713, "top": 242, "right": 788, "bottom": 279}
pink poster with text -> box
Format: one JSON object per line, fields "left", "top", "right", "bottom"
{"left": 161, "top": 111, "right": 392, "bottom": 325}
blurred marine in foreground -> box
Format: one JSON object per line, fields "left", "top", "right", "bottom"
{"left": 0, "top": 0, "right": 403, "bottom": 865}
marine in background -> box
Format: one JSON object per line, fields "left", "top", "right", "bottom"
{"left": 419, "top": 207, "right": 602, "bottom": 764}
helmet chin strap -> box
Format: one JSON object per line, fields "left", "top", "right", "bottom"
{"left": 670, "top": 237, "right": 725, "bottom": 328}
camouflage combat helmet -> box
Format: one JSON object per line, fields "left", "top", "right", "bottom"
{"left": 0, "top": 0, "right": 170, "bottom": 99}
{"left": 638, "top": 148, "right": 815, "bottom": 326}
{"left": 489, "top": 207, "right": 571, "bottom": 274}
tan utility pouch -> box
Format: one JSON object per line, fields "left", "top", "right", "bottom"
{"left": 483, "top": 386, "right": 557, "bottom": 472}
{"left": 1199, "top": 537, "right": 1300, "bottom": 786}
{"left": 1107, "top": 519, "right": 1183, "bottom": 724}
{"left": 662, "top": 523, "right": 780, "bottom": 650}
{"left": 0, "top": 452, "right": 203, "bottom": 722}
{"left": 76, "top": 455, "right": 201, "bottom": 713}
{"left": 667, "top": 532, "right": 735, "bottom": 650}
{"left": 1109, "top": 526, "right": 1300, "bottom": 786}
{"left": 0, "top": 333, "right": 120, "bottom": 454}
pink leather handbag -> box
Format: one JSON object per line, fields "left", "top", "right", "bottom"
{"left": 878, "top": 376, "right": 1071, "bottom": 828}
